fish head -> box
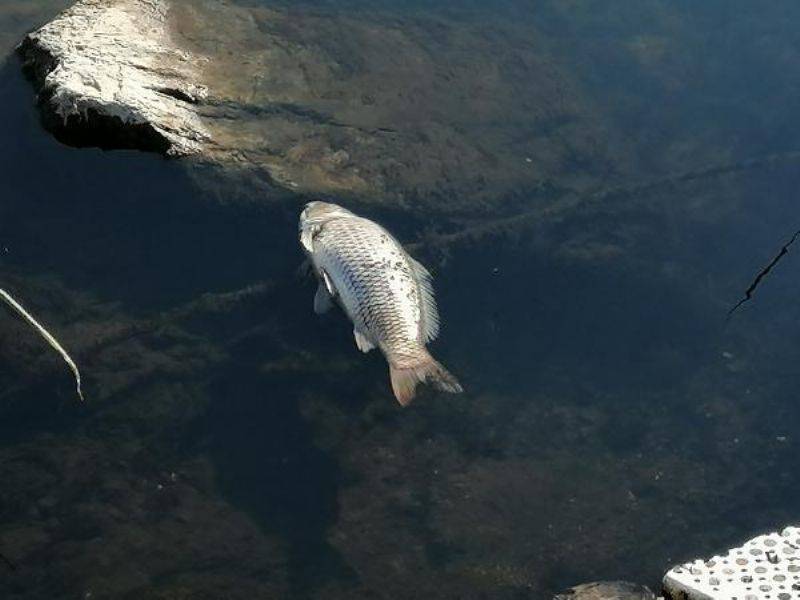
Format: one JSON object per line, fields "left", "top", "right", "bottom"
{"left": 300, "top": 201, "right": 352, "bottom": 225}
{"left": 299, "top": 201, "right": 352, "bottom": 253}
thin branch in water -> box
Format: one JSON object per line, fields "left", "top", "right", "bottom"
{"left": 0, "top": 289, "right": 84, "bottom": 401}
{"left": 728, "top": 229, "right": 800, "bottom": 319}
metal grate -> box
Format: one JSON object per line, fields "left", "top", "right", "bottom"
{"left": 664, "top": 526, "right": 800, "bottom": 600}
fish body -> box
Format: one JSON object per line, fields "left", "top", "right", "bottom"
{"left": 299, "top": 201, "right": 462, "bottom": 405}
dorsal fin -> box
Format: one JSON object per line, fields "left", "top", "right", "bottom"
{"left": 408, "top": 255, "right": 440, "bottom": 343}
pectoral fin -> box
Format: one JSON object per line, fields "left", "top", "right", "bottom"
{"left": 353, "top": 329, "right": 375, "bottom": 353}
{"left": 320, "top": 269, "right": 336, "bottom": 296}
{"left": 314, "top": 283, "right": 333, "bottom": 314}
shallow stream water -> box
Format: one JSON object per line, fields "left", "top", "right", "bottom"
{"left": 1, "top": 2, "right": 800, "bottom": 599}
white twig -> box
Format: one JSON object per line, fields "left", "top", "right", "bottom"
{"left": 0, "top": 288, "right": 84, "bottom": 401}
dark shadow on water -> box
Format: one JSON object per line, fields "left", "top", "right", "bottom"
{"left": 189, "top": 361, "right": 357, "bottom": 596}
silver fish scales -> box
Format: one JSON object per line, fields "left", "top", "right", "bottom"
{"left": 299, "top": 201, "right": 463, "bottom": 406}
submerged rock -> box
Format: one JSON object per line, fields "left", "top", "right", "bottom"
{"left": 554, "top": 581, "right": 657, "bottom": 600}
{"left": 17, "top": 0, "right": 621, "bottom": 209}
{"left": 16, "top": 0, "right": 800, "bottom": 214}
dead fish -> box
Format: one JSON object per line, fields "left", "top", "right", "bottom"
{"left": 299, "top": 201, "right": 463, "bottom": 406}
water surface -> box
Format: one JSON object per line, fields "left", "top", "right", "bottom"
{"left": 1, "top": 2, "right": 800, "bottom": 599}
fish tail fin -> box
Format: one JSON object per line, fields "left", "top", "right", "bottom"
{"left": 389, "top": 352, "right": 463, "bottom": 407}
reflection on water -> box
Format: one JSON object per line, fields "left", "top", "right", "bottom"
{"left": 1, "top": 1, "right": 800, "bottom": 599}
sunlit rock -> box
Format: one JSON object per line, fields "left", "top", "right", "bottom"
{"left": 17, "top": 0, "right": 620, "bottom": 209}
{"left": 18, "top": 0, "right": 210, "bottom": 155}
{"left": 554, "top": 581, "right": 656, "bottom": 600}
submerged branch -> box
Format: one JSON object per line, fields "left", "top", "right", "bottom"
{"left": 0, "top": 289, "right": 84, "bottom": 401}
{"left": 84, "top": 281, "right": 276, "bottom": 356}
{"left": 414, "top": 149, "right": 800, "bottom": 253}
{"left": 728, "top": 229, "right": 800, "bottom": 319}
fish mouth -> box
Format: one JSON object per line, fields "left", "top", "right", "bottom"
{"left": 299, "top": 201, "right": 320, "bottom": 228}
{"left": 299, "top": 201, "right": 322, "bottom": 224}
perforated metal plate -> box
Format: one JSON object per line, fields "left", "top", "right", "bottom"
{"left": 663, "top": 526, "right": 800, "bottom": 600}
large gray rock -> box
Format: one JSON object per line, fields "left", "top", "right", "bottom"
{"left": 17, "top": 0, "right": 800, "bottom": 217}
{"left": 17, "top": 0, "right": 619, "bottom": 210}
{"left": 554, "top": 581, "right": 657, "bottom": 600}
{"left": 18, "top": 0, "right": 210, "bottom": 155}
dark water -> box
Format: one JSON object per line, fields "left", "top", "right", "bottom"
{"left": 1, "top": 2, "right": 800, "bottom": 599}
